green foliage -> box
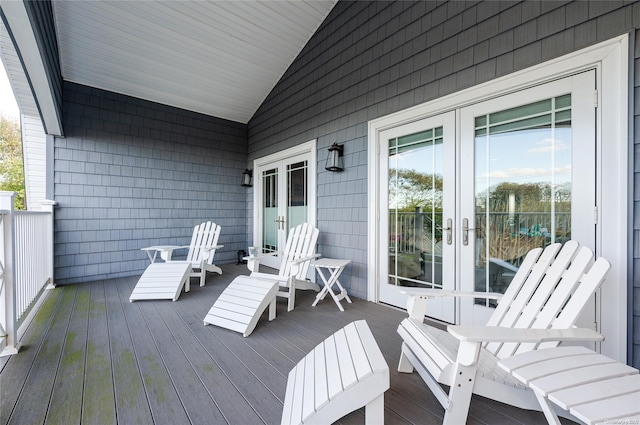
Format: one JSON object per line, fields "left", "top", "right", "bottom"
{"left": 0, "top": 115, "right": 25, "bottom": 209}
{"left": 486, "top": 181, "right": 571, "bottom": 214}
{"left": 389, "top": 168, "right": 444, "bottom": 212}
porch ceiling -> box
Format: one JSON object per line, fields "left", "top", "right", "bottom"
{"left": 52, "top": 0, "right": 337, "bottom": 124}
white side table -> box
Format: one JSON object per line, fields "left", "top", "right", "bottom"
{"left": 312, "top": 258, "right": 352, "bottom": 311}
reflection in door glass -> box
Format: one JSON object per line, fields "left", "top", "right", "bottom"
{"left": 262, "top": 168, "right": 278, "bottom": 253}
{"left": 287, "top": 161, "right": 308, "bottom": 236}
{"left": 388, "top": 128, "right": 444, "bottom": 290}
{"left": 474, "top": 95, "right": 571, "bottom": 305}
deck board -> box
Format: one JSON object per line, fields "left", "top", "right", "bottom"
{"left": 46, "top": 283, "right": 90, "bottom": 424}
{"left": 1, "top": 263, "right": 575, "bottom": 425}
{"left": 103, "top": 279, "right": 154, "bottom": 425}
{"left": 83, "top": 281, "right": 117, "bottom": 425}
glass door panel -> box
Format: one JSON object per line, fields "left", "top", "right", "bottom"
{"left": 460, "top": 71, "right": 596, "bottom": 325}
{"left": 262, "top": 167, "right": 279, "bottom": 254}
{"left": 286, "top": 160, "right": 308, "bottom": 233}
{"left": 380, "top": 113, "right": 455, "bottom": 323}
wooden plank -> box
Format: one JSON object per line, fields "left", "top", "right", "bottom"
{"left": 136, "top": 301, "right": 228, "bottom": 424}
{"left": 323, "top": 335, "right": 343, "bottom": 401}
{"left": 0, "top": 286, "right": 63, "bottom": 425}
{"left": 82, "top": 281, "right": 117, "bottom": 425}
{"left": 313, "top": 342, "right": 330, "bottom": 410}
{"left": 343, "top": 322, "right": 372, "bottom": 380}
{"left": 302, "top": 350, "right": 316, "bottom": 422}
{"left": 103, "top": 280, "right": 154, "bottom": 425}
{"left": 115, "top": 281, "right": 191, "bottom": 424}
{"left": 7, "top": 286, "right": 77, "bottom": 425}
{"left": 159, "top": 300, "right": 265, "bottom": 424}
{"left": 173, "top": 293, "right": 283, "bottom": 425}
{"left": 47, "top": 283, "right": 91, "bottom": 424}
{"left": 550, "top": 374, "right": 640, "bottom": 410}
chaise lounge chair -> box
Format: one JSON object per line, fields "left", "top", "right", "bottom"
{"left": 130, "top": 221, "right": 223, "bottom": 302}
{"left": 203, "top": 223, "right": 320, "bottom": 336}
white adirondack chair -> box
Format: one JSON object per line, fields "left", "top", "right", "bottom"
{"left": 397, "top": 241, "right": 610, "bottom": 424}
{"left": 142, "top": 221, "right": 223, "bottom": 287}
{"left": 246, "top": 223, "right": 321, "bottom": 311}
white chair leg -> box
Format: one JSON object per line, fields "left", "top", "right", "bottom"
{"left": 287, "top": 287, "right": 295, "bottom": 312}
{"left": 364, "top": 393, "right": 384, "bottom": 425}
{"left": 443, "top": 363, "right": 477, "bottom": 425}
{"left": 268, "top": 297, "right": 276, "bottom": 321}
{"left": 397, "top": 349, "right": 414, "bottom": 373}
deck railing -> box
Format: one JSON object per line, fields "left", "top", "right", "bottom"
{"left": 0, "top": 192, "right": 56, "bottom": 356}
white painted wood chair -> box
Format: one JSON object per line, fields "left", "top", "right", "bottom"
{"left": 246, "top": 223, "right": 320, "bottom": 311}
{"left": 397, "top": 241, "right": 611, "bottom": 424}
{"left": 142, "top": 221, "right": 223, "bottom": 287}
{"left": 281, "top": 320, "right": 390, "bottom": 425}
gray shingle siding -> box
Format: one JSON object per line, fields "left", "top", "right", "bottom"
{"left": 54, "top": 82, "right": 248, "bottom": 284}
{"left": 248, "top": 0, "right": 640, "bottom": 365}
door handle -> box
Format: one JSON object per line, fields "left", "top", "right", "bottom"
{"left": 274, "top": 216, "right": 285, "bottom": 230}
{"left": 443, "top": 218, "right": 453, "bottom": 245}
{"left": 462, "top": 218, "right": 474, "bottom": 246}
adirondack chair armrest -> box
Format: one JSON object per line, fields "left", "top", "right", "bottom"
{"left": 290, "top": 253, "right": 321, "bottom": 265}
{"left": 244, "top": 249, "right": 281, "bottom": 272}
{"left": 400, "top": 288, "right": 503, "bottom": 320}
{"left": 202, "top": 244, "right": 223, "bottom": 252}
{"left": 289, "top": 253, "right": 321, "bottom": 276}
{"left": 141, "top": 245, "right": 189, "bottom": 262}
{"left": 446, "top": 326, "right": 604, "bottom": 367}
{"left": 447, "top": 325, "right": 604, "bottom": 344}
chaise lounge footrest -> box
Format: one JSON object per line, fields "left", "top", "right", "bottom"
{"left": 203, "top": 275, "right": 279, "bottom": 337}
{"left": 498, "top": 346, "right": 640, "bottom": 425}
{"left": 281, "top": 320, "right": 390, "bottom": 425}
{"left": 129, "top": 261, "right": 192, "bottom": 302}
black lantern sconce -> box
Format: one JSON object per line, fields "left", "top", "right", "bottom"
{"left": 241, "top": 169, "right": 253, "bottom": 187}
{"left": 325, "top": 143, "right": 344, "bottom": 172}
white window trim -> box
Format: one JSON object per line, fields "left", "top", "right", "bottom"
{"left": 368, "top": 35, "right": 628, "bottom": 361}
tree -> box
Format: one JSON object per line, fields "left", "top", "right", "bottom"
{"left": 0, "top": 115, "right": 25, "bottom": 209}
{"left": 389, "top": 168, "right": 444, "bottom": 212}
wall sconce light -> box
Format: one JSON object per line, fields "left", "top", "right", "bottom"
{"left": 241, "top": 169, "right": 253, "bottom": 187}
{"left": 325, "top": 143, "right": 344, "bottom": 172}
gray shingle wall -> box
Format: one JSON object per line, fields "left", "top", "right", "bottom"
{"left": 55, "top": 82, "right": 248, "bottom": 284}
{"left": 248, "top": 0, "right": 640, "bottom": 363}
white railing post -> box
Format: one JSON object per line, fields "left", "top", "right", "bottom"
{"left": 0, "top": 191, "right": 19, "bottom": 356}
{"left": 40, "top": 200, "right": 57, "bottom": 289}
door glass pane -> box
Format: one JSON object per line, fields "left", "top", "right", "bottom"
{"left": 262, "top": 168, "right": 278, "bottom": 253}
{"left": 388, "top": 127, "right": 444, "bottom": 289}
{"left": 474, "top": 95, "right": 571, "bottom": 305}
{"left": 287, "top": 160, "right": 308, "bottom": 235}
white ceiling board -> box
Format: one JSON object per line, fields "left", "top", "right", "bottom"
{"left": 52, "top": 0, "right": 337, "bottom": 123}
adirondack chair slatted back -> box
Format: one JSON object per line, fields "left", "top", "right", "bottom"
{"left": 186, "top": 221, "right": 221, "bottom": 265}
{"left": 483, "top": 240, "right": 610, "bottom": 359}
{"left": 278, "top": 223, "right": 319, "bottom": 279}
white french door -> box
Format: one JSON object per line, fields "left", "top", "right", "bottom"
{"left": 253, "top": 142, "right": 316, "bottom": 270}
{"left": 378, "top": 71, "right": 597, "bottom": 325}
{"left": 380, "top": 113, "right": 456, "bottom": 323}
{"left": 459, "top": 71, "right": 596, "bottom": 325}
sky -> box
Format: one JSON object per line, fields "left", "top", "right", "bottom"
{"left": 0, "top": 61, "right": 20, "bottom": 120}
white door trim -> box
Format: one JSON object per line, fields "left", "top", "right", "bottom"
{"left": 368, "top": 35, "right": 628, "bottom": 362}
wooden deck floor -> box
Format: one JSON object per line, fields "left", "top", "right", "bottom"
{"left": 1, "top": 263, "right": 571, "bottom": 425}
